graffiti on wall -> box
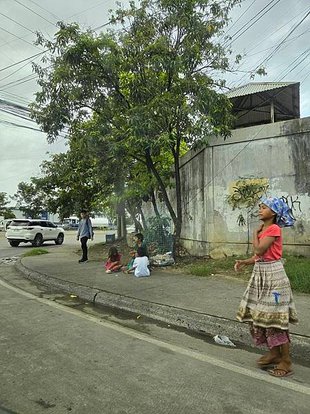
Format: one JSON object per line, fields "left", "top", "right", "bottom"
{"left": 280, "top": 195, "right": 302, "bottom": 219}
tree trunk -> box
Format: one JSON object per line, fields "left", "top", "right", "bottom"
{"left": 171, "top": 134, "right": 182, "bottom": 257}
{"left": 116, "top": 201, "right": 126, "bottom": 240}
{"left": 150, "top": 188, "right": 161, "bottom": 218}
{"left": 137, "top": 203, "right": 147, "bottom": 230}
{"left": 115, "top": 179, "right": 126, "bottom": 240}
{"left": 144, "top": 149, "right": 177, "bottom": 226}
{"left": 126, "top": 201, "right": 144, "bottom": 232}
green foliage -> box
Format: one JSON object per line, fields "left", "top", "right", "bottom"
{"left": 284, "top": 256, "right": 310, "bottom": 294}
{"left": 14, "top": 180, "right": 47, "bottom": 218}
{"left": 3, "top": 211, "right": 15, "bottom": 219}
{"left": 227, "top": 177, "right": 269, "bottom": 253}
{"left": 0, "top": 192, "right": 14, "bottom": 218}
{"left": 187, "top": 255, "right": 310, "bottom": 293}
{"left": 188, "top": 257, "right": 238, "bottom": 277}
{"left": 22, "top": 248, "right": 49, "bottom": 257}
{"left": 144, "top": 216, "right": 173, "bottom": 254}
{"left": 227, "top": 177, "right": 269, "bottom": 212}
{"left": 30, "top": 0, "right": 241, "bottom": 246}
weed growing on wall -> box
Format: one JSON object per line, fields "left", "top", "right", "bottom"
{"left": 227, "top": 177, "right": 269, "bottom": 253}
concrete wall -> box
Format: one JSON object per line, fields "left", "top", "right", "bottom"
{"left": 143, "top": 117, "right": 310, "bottom": 257}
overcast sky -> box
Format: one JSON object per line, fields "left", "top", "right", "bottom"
{"left": 1, "top": 0, "right": 310, "bottom": 200}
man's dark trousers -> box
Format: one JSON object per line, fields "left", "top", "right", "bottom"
{"left": 80, "top": 236, "right": 89, "bottom": 261}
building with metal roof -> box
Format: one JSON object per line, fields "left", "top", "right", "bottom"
{"left": 226, "top": 82, "right": 300, "bottom": 129}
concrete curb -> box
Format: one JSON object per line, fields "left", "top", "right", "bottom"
{"left": 15, "top": 259, "right": 310, "bottom": 363}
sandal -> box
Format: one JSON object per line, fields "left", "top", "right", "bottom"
{"left": 268, "top": 368, "right": 293, "bottom": 378}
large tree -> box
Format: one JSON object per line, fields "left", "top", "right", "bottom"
{"left": 0, "top": 192, "right": 14, "bottom": 219}
{"left": 14, "top": 180, "right": 48, "bottom": 218}
{"left": 31, "top": 0, "right": 240, "bottom": 253}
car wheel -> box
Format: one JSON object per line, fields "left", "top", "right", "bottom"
{"left": 32, "top": 233, "right": 43, "bottom": 247}
{"left": 9, "top": 241, "right": 20, "bottom": 247}
{"left": 55, "top": 233, "right": 64, "bottom": 245}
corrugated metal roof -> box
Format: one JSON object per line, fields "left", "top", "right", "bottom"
{"left": 226, "top": 82, "right": 298, "bottom": 99}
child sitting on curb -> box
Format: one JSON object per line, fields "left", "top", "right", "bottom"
{"left": 105, "top": 246, "right": 122, "bottom": 274}
{"left": 126, "top": 247, "right": 150, "bottom": 278}
{"left": 122, "top": 233, "right": 149, "bottom": 273}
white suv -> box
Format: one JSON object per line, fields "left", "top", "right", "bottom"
{"left": 6, "top": 219, "right": 65, "bottom": 247}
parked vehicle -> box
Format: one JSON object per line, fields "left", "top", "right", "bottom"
{"left": 62, "top": 215, "right": 112, "bottom": 230}
{"left": 90, "top": 216, "right": 110, "bottom": 229}
{"left": 5, "top": 219, "right": 65, "bottom": 247}
{"left": 62, "top": 216, "right": 79, "bottom": 230}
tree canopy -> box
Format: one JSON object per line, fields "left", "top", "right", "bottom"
{"left": 30, "top": 0, "right": 241, "bottom": 250}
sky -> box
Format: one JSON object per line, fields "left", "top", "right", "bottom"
{"left": 0, "top": 0, "right": 310, "bottom": 200}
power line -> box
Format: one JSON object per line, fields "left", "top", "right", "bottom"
{"left": 68, "top": 0, "right": 108, "bottom": 19}
{"left": 0, "top": 25, "right": 40, "bottom": 49}
{"left": 0, "top": 118, "right": 42, "bottom": 132}
{"left": 26, "top": 0, "right": 62, "bottom": 21}
{"left": 231, "top": 7, "right": 310, "bottom": 87}
{"left": 13, "top": 0, "right": 57, "bottom": 28}
{"left": 239, "top": 2, "right": 307, "bottom": 58}
{"left": 0, "top": 74, "right": 38, "bottom": 90}
{"left": 0, "top": 11, "right": 36, "bottom": 34}
{"left": 275, "top": 47, "right": 310, "bottom": 81}
{"left": 0, "top": 59, "right": 35, "bottom": 84}
{"left": 258, "top": 8, "right": 310, "bottom": 67}
{"left": 222, "top": 0, "right": 257, "bottom": 38}
{"left": 0, "top": 51, "right": 46, "bottom": 74}
{"left": 245, "top": 29, "right": 310, "bottom": 58}
{"left": 224, "top": 0, "right": 282, "bottom": 46}
{"left": 0, "top": 90, "right": 31, "bottom": 105}
{"left": 300, "top": 67, "right": 310, "bottom": 83}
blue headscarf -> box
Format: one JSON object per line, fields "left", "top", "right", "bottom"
{"left": 260, "top": 196, "right": 295, "bottom": 228}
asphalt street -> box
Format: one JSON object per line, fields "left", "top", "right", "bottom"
{"left": 0, "top": 264, "right": 309, "bottom": 414}
{"left": 0, "top": 230, "right": 111, "bottom": 259}
{"left": 0, "top": 230, "right": 75, "bottom": 259}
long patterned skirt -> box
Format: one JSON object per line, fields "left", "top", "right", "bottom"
{"left": 237, "top": 260, "right": 298, "bottom": 348}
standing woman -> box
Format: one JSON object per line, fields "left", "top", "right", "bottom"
{"left": 235, "top": 197, "right": 298, "bottom": 377}
{"left": 77, "top": 210, "right": 94, "bottom": 263}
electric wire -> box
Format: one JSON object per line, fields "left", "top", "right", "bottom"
{"left": 223, "top": 0, "right": 282, "bottom": 46}
{"left": 13, "top": 0, "right": 57, "bottom": 28}
{"left": 0, "top": 51, "right": 46, "bottom": 74}
{"left": 0, "top": 25, "right": 40, "bottom": 49}
{"left": 0, "top": 11, "right": 36, "bottom": 34}
{"left": 258, "top": 8, "right": 310, "bottom": 67}
{"left": 222, "top": 0, "right": 258, "bottom": 38}
{"left": 26, "top": 0, "right": 62, "bottom": 21}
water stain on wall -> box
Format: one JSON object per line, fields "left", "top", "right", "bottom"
{"left": 290, "top": 134, "right": 310, "bottom": 195}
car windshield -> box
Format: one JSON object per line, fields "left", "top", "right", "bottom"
{"left": 9, "top": 221, "right": 31, "bottom": 227}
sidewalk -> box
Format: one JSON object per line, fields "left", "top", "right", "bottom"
{"left": 16, "top": 249, "right": 310, "bottom": 362}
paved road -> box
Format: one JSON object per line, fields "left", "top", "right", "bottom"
{"left": 0, "top": 230, "right": 113, "bottom": 259}
{"left": 0, "top": 265, "right": 309, "bottom": 414}
{"left": 0, "top": 230, "right": 76, "bottom": 259}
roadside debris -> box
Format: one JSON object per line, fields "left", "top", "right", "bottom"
{"left": 151, "top": 252, "right": 175, "bottom": 267}
{"left": 0, "top": 257, "right": 19, "bottom": 265}
{"left": 213, "top": 335, "right": 236, "bottom": 347}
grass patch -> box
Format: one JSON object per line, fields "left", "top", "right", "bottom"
{"left": 187, "top": 257, "right": 244, "bottom": 277}
{"left": 187, "top": 255, "right": 310, "bottom": 294}
{"left": 22, "top": 248, "right": 49, "bottom": 257}
{"left": 284, "top": 256, "right": 310, "bottom": 294}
